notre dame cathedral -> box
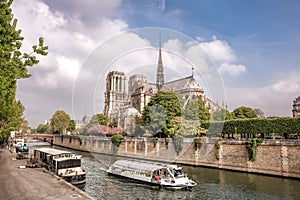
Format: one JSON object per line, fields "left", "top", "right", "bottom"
{"left": 103, "top": 41, "right": 220, "bottom": 133}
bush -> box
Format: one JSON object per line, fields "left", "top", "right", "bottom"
{"left": 173, "top": 135, "right": 183, "bottom": 156}
{"left": 193, "top": 137, "right": 202, "bottom": 151}
{"left": 111, "top": 134, "right": 123, "bottom": 152}
{"left": 202, "top": 117, "right": 300, "bottom": 137}
{"left": 246, "top": 138, "right": 263, "bottom": 161}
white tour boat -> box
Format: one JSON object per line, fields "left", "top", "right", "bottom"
{"left": 34, "top": 148, "right": 86, "bottom": 185}
{"left": 107, "top": 160, "right": 197, "bottom": 189}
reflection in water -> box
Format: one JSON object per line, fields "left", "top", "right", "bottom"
{"left": 28, "top": 140, "right": 300, "bottom": 200}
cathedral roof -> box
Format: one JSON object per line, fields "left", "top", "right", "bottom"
{"left": 162, "top": 75, "right": 203, "bottom": 92}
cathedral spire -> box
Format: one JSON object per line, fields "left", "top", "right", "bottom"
{"left": 156, "top": 34, "right": 164, "bottom": 90}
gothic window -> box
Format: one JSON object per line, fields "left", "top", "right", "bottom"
{"left": 115, "top": 76, "right": 119, "bottom": 92}
{"left": 119, "top": 77, "right": 122, "bottom": 92}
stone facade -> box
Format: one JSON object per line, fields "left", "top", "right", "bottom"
{"left": 292, "top": 96, "right": 300, "bottom": 117}
{"left": 54, "top": 136, "right": 300, "bottom": 179}
{"left": 103, "top": 45, "right": 221, "bottom": 131}
{"left": 103, "top": 71, "right": 127, "bottom": 122}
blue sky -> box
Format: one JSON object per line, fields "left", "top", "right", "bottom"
{"left": 120, "top": 0, "right": 300, "bottom": 86}
{"left": 12, "top": 0, "right": 300, "bottom": 127}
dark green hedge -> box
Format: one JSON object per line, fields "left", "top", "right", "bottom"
{"left": 202, "top": 117, "right": 300, "bottom": 135}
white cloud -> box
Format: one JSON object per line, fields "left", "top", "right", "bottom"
{"left": 272, "top": 80, "right": 300, "bottom": 93}
{"left": 226, "top": 71, "right": 300, "bottom": 117}
{"left": 11, "top": 0, "right": 246, "bottom": 127}
{"left": 197, "top": 36, "right": 247, "bottom": 77}
{"left": 56, "top": 56, "right": 81, "bottom": 81}
{"left": 218, "top": 63, "right": 246, "bottom": 76}
{"left": 200, "top": 36, "right": 236, "bottom": 63}
{"left": 12, "top": 0, "right": 127, "bottom": 127}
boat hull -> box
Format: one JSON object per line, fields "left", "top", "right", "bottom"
{"left": 107, "top": 171, "right": 195, "bottom": 190}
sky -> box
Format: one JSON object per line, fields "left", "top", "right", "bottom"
{"left": 11, "top": 0, "right": 300, "bottom": 128}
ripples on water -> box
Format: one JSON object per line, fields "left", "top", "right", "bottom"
{"left": 79, "top": 153, "right": 300, "bottom": 200}
{"left": 27, "top": 140, "right": 300, "bottom": 200}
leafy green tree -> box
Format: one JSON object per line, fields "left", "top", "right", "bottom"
{"left": 142, "top": 91, "right": 183, "bottom": 135}
{"left": 183, "top": 100, "right": 211, "bottom": 123}
{"left": 50, "top": 110, "right": 71, "bottom": 134}
{"left": 37, "top": 124, "right": 49, "bottom": 133}
{"left": 20, "top": 118, "right": 30, "bottom": 133}
{"left": 111, "top": 133, "right": 123, "bottom": 153}
{"left": 88, "top": 113, "right": 109, "bottom": 127}
{"left": 212, "top": 108, "right": 234, "bottom": 121}
{"left": 232, "top": 106, "right": 257, "bottom": 119}
{"left": 67, "top": 119, "right": 76, "bottom": 132}
{"left": 0, "top": 0, "right": 47, "bottom": 142}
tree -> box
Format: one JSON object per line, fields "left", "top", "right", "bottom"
{"left": 37, "top": 124, "right": 49, "bottom": 133}
{"left": 20, "top": 118, "right": 30, "bottom": 133}
{"left": 183, "top": 100, "right": 211, "bottom": 123}
{"left": 232, "top": 106, "right": 257, "bottom": 119}
{"left": 212, "top": 108, "right": 234, "bottom": 121}
{"left": 67, "top": 119, "right": 76, "bottom": 132}
{"left": 50, "top": 110, "right": 71, "bottom": 134}
{"left": 142, "top": 91, "right": 182, "bottom": 136}
{"left": 88, "top": 113, "right": 109, "bottom": 127}
{"left": 111, "top": 133, "right": 123, "bottom": 153}
{"left": 0, "top": 0, "right": 48, "bottom": 142}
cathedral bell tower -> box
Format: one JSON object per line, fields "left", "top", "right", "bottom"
{"left": 156, "top": 35, "right": 164, "bottom": 90}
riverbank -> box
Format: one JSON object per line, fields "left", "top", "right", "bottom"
{"left": 54, "top": 135, "right": 300, "bottom": 179}
{"left": 0, "top": 148, "right": 93, "bottom": 200}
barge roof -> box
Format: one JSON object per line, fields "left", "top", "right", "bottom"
{"left": 35, "top": 147, "right": 72, "bottom": 156}
{"left": 113, "top": 160, "right": 165, "bottom": 172}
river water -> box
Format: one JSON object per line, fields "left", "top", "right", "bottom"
{"left": 28, "top": 139, "right": 300, "bottom": 200}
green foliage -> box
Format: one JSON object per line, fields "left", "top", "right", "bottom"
{"left": 170, "top": 117, "right": 202, "bottom": 137}
{"left": 0, "top": 0, "right": 47, "bottom": 141}
{"left": 50, "top": 110, "right": 71, "bottom": 134}
{"left": 133, "top": 125, "right": 144, "bottom": 137}
{"left": 202, "top": 117, "right": 300, "bottom": 136}
{"left": 212, "top": 108, "right": 234, "bottom": 121}
{"left": 67, "top": 119, "right": 76, "bottom": 132}
{"left": 193, "top": 136, "right": 202, "bottom": 151}
{"left": 215, "top": 139, "right": 221, "bottom": 160}
{"left": 142, "top": 91, "right": 182, "bottom": 135}
{"left": 88, "top": 113, "right": 109, "bottom": 127}
{"left": 111, "top": 133, "right": 123, "bottom": 153}
{"left": 232, "top": 106, "right": 257, "bottom": 119}
{"left": 183, "top": 100, "right": 211, "bottom": 123}
{"left": 246, "top": 138, "right": 263, "bottom": 161}
{"left": 37, "top": 124, "right": 49, "bottom": 133}
{"left": 172, "top": 134, "right": 183, "bottom": 156}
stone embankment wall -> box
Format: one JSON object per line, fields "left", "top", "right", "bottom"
{"left": 54, "top": 136, "right": 300, "bottom": 179}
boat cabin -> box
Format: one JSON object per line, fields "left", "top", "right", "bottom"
{"left": 34, "top": 148, "right": 86, "bottom": 185}
{"left": 107, "top": 160, "right": 196, "bottom": 189}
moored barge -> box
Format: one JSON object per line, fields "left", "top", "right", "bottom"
{"left": 34, "top": 148, "right": 86, "bottom": 185}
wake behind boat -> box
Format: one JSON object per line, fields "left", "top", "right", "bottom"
{"left": 107, "top": 160, "right": 197, "bottom": 189}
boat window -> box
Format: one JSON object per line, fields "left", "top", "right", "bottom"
{"left": 57, "top": 159, "right": 81, "bottom": 169}
{"left": 174, "top": 169, "right": 184, "bottom": 177}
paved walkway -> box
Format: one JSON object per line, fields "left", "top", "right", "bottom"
{"left": 0, "top": 148, "right": 93, "bottom": 200}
